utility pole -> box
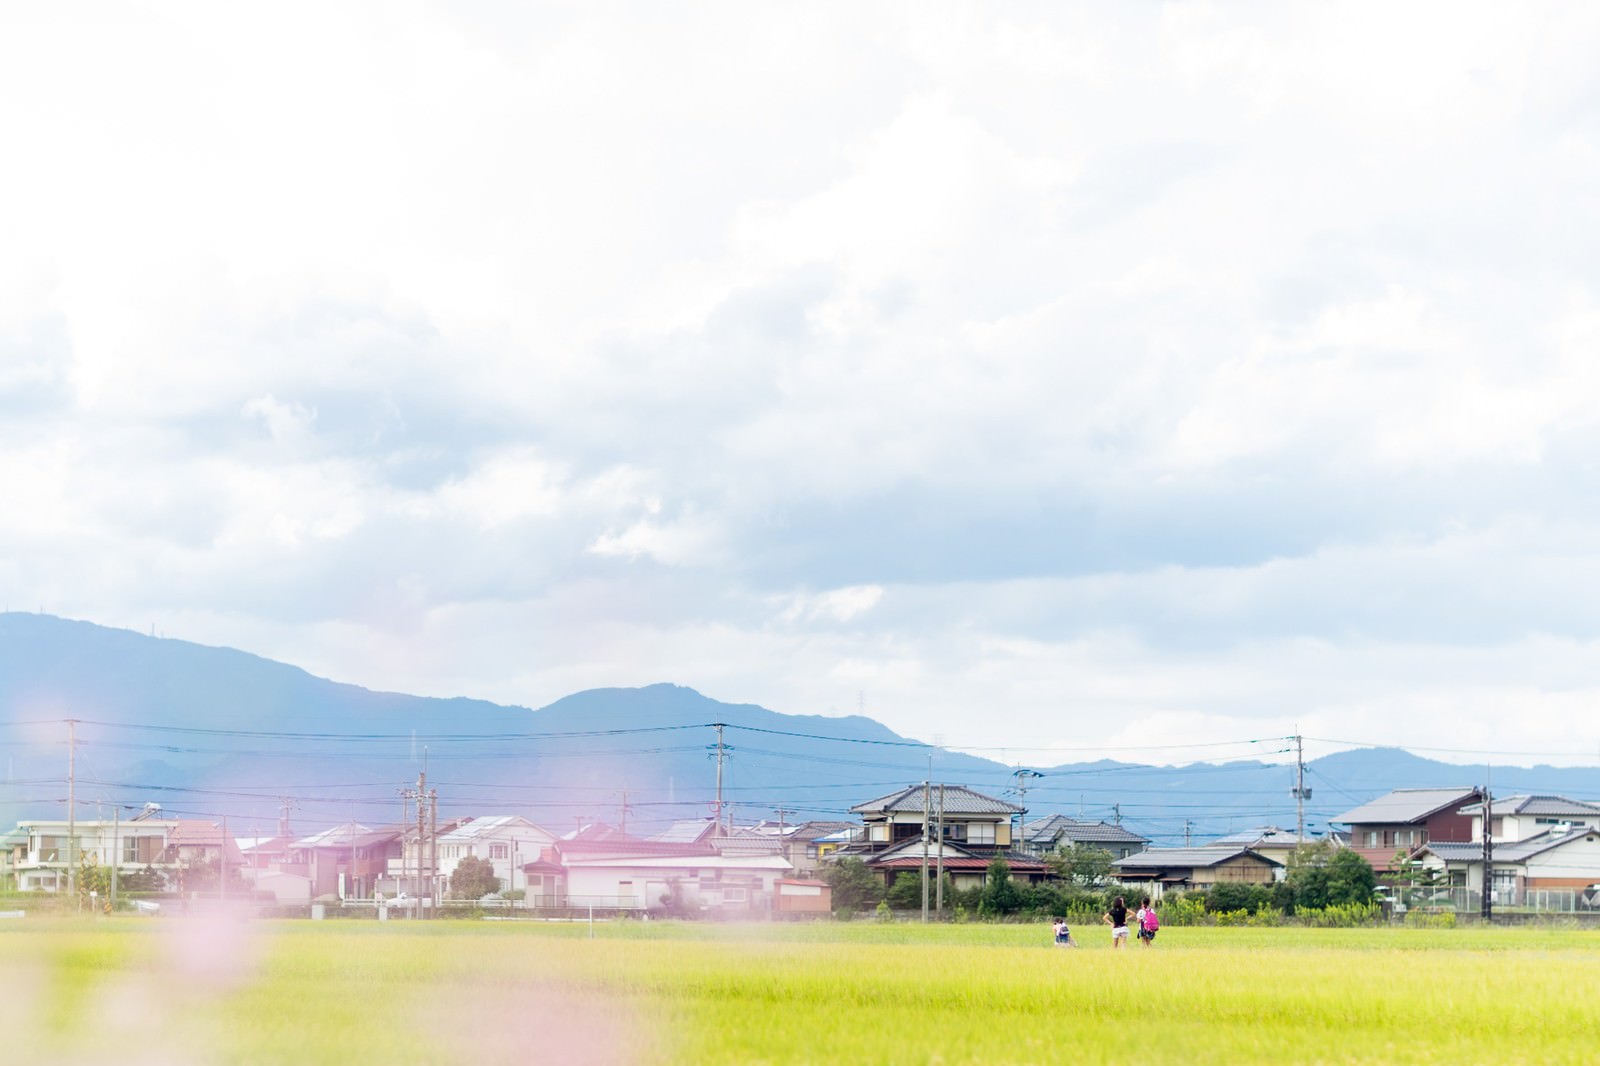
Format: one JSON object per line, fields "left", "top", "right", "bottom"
{"left": 110, "top": 804, "right": 120, "bottom": 911}
{"left": 220, "top": 815, "right": 229, "bottom": 902}
{"left": 1185, "top": 820, "right": 1193, "bottom": 847}
{"left": 66, "top": 719, "right": 77, "bottom": 900}
{"left": 710, "top": 723, "right": 730, "bottom": 835}
{"left": 921, "top": 777, "right": 931, "bottom": 922}
{"left": 935, "top": 783, "right": 946, "bottom": 917}
{"left": 428, "top": 787, "right": 438, "bottom": 919}
{"left": 1481, "top": 775, "right": 1493, "bottom": 924}
{"left": 1113, "top": 803, "right": 1121, "bottom": 826}
{"left": 278, "top": 796, "right": 292, "bottom": 840}
{"left": 1291, "top": 732, "right": 1312, "bottom": 841}
{"left": 1012, "top": 768, "right": 1042, "bottom": 855}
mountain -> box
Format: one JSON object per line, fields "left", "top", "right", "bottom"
{"left": 3, "top": 612, "right": 1597, "bottom": 844}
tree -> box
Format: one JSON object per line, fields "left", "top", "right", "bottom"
{"left": 1047, "top": 842, "right": 1114, "bottom": 887}
{"left": 1286, "top": 840, "right": 1376, "bottom": 909}
{"left": 449, "top": 855, "right": 501, "bottom": 899}
{"left": 979, "top": 855, "right": 1022, "bottom": 916}
{"left": 1325, "top": 848, "right": 1377, "bottom": 906}
{"left": 822, "top": 857, "right": 883, "bottom": 913}
{"left": 886, "top": 871, "right": 923, "bottom": 910}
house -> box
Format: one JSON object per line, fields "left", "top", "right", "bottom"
{"left": 1206, "top": 826, "right": 1316, "bottom": 868}
{"left": 1, "top": 808, "right": 207, "bottom": 893}
{"left": 748, "top": 820, "right": 859, "bottom": 879}
{"left": 163, "top": 820, "right": 246, "bottom": 889}
{"left": 1111, "top": 846, "right": 1284, "bottom": 896}
{"left": 1330, "top": 787, "right": 1484, "bottom": 875}
{"left": 1415, "top": 825, "right": 1600, "bottom": 911}
{"left": 855, "top": 836, "right": 1049, "bottom": 891}
{"left": 431, "top": 815, "right": 555, "bottom": 898}
{"left": 532, "top": 834, "right": 793, "bottom": 914}
{"left": 288, "top": 822, "right": 406, "bottom": 900}
{"left": 839, "top": 785, "right": 1048, "bottom": 888}
{"left": 1458, "top": 795, "right": 1600, "bottom": 844}
{"left": 1021, "top": 815, "right": 1149, "bottom": 860}
{"left": 846, "top": 784, "right": 1023, "bottom": 851}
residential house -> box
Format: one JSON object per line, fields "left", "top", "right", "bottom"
{"left": 1206, "top": 826, "right": 1316, "bottom": 868}
{"left": 532, "top": 833, "right": 793, "bottom": 915}
{"left": 1458, "top": 795, "right": 1600, "bottom": 843}
{"left": 288, "top": 822, "right": 406, "bottom": 900}
{"left": 839, "top": 785, "right": 1048, "bottom": 888}
{"left": 1, "top": 808, "right": 208, "bottom": 893}
{"left": 748, "top": 819, "right": 859, "bottom": 879}
{"left": 1416, "top": 826, "right": 1600, "bottom": 911}
{"left": 1021, "top": 815, "right": 1149, "bottom": 860}
{"left": 431, "top": 815, "right": 555, "bottom": 898}
{"left": 1330, "top": 787, "right": 1484, "bottom": 876}
{"left": 1111, "top": 846, "right": 1284, "bottom": 897}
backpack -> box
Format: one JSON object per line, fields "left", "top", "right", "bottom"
{"left": 1143, "top": 909, "right": 1159, "bottom": 931}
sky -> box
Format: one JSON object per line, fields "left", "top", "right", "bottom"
{"left": 3, "top": 2, "right": 1600, "bottom": 769}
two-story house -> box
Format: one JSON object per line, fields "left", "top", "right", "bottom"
{"left": 1330, "top": 787, "right": 1484, "bottom": 876}
{"left": 838, "top": 785, "right": 1048, "bottom": 889}
{"left": 1459, "top": 795, "right": 1600, "bottom": 843}
{"left": 2, "top": 807, "right": 211, "bottom": 893}
{"left": 430, "top": 815, "right": 555, "bottom": 898}
{"left": 1111, "top": 845, "right": 1284, "bottom": 896}
{"left": 1021, "top": 815, "right": 1149, "bottom": 860}
{"left": 1412, "top": 794, "right": 1600, "bottom": 911}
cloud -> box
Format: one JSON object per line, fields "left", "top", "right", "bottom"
{"left": 3, "top": 3, "right": 1600, "bottom": 772}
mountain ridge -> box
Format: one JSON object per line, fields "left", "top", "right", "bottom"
{"left": 3, "top": 612, "right": 1596, "bottom": 845}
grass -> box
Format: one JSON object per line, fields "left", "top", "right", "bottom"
{"left": 4, "top": 916, "right": 1598, "bottom": 1064}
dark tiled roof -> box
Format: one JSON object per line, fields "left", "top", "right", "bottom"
{"left": 1457, "top": 795, "right": 1600, "bottom": 818}
{"left": 851, "top": 785, "right": 1023, "bottom": 816}
{"left": 1112, "top": 846, "right": 1282, "bottom": 871}
{"left": 1024, "top": 815, "right": 1149, "bottom": 846}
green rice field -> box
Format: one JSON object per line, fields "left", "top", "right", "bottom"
{"left": 4, "top": 916, "right": 1598, "bottom": 1064}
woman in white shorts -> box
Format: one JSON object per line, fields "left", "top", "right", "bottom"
{"left": 1104, "top": 895, "right": 1130, "bottom": 948}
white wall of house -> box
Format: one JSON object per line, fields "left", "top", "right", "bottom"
{"left": 433, "top": 818, "right": 556, "bottom": 896}
{"left": 1524, "top": 836, "right": 1600, "bottom": 882}
{"left": 1471, "top": 813, "right": 1600, "bottom": 844}
{"left": 562, "top": 855, "right": 792, "bottom": 910}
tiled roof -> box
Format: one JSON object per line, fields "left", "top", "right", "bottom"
{"left": 1025, "top": 815, "right": 1149, "bottom": 846}
{"left": 1207, "top": 826, "right": 1313, "bottom": 848}
{"left": 1331, "top": 788, "right": 1481, "bottom": 826}
{"left": 1421, "top": 827, "right": 1600, "bottom": 863}
{"left": 1456, "top": 795, "right": 1600, "bottom": 818}
{"left": 650, "top": 819, "right": 718, "bottom": 844}
{"left": 437, "top": 815, "right": 550, "bottom": 843}
{"left": 851, "top": 785, "right": 1023, "bottom": 816}
{"left": 1112, "top": 846, "right": 1282, "bottom": 870}
{"left": 865, "top": 839, "right": 1047, "bottom": 872}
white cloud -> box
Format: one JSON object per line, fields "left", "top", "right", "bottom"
{"left": 4, "top": 3, "right": 1600, "bottom": 775}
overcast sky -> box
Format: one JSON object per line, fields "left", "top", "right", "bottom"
{"left": 3, "top": 3, "right": 1599, "bottom": 768}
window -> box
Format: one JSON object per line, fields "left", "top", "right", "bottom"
{"left": 1395, "top": 829, "right": 1415, "bottom": 846}
{"left": 722, "top": 885, "right": 748, "bottom": 904}
{"left": 123, "top": 837, "right": 139, "bottom": 863}
{"left": 942, "top": 824, "right": 967, "bottom": 842}
{"left": 1364, "top": 831, "right": 1377, "bottom": 847}
{"left": 967, "top": 823, "right": 996, "bottom": 845}
{"left": 490, "top": 844, "right": 508, "bottom": 860}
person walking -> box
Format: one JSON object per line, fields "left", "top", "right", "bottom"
{"left": 1138, "top": 898, "right": 1160, "bottom": 947}
{"left": 1103, "top": 895, "right": 1130, "bottom": 948}
{"left": 1052, "top": 916, "right": 1077, "bottom": 948}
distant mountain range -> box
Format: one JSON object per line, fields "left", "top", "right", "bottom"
{"left": 3, "top": 612, "right": 1597, "bottom": 845}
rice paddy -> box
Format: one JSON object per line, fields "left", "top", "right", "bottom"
{"left": 3, "top": 916, "right": 1597, "bottom": 1064}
